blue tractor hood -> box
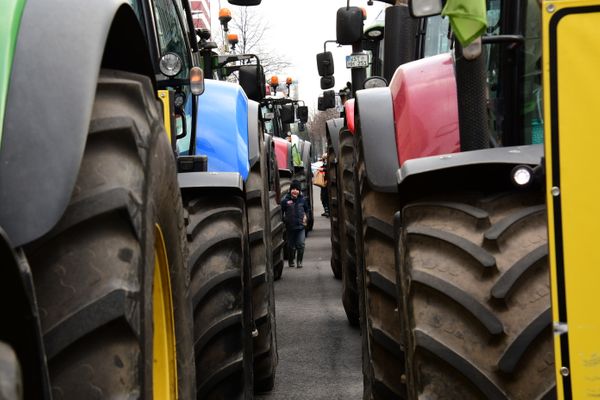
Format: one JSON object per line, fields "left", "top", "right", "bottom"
{"left": 195, "top": 79, "right": 250, "bottom": 180}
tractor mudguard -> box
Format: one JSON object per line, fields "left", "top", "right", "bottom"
{"left": 397, "top": 144, "right": 543, "bottom": 193}
{"left": 178, "top": 171, "right": 244, "bottom": 192}
{"left": 0, "top": 0, "right": 149, "bottom": 247}
{"left": 355, "top": 87, "right": 400, "bottom": 192}
{"left": 273, "top": 136, "right": 292, "bottom": 173}
{"left": 326, "top": 117, "right": 343, "bottom": 157}
{"left": 248, "top": 100, "right": 260, "bottom": 168}
{"left": 195, "top": 79, "right": 250, "bottom": 179}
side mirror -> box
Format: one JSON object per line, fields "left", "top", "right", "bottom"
{"left": 318, "top": 96, "right": 325, "bottom": 111}
{"left": 320, "top": 90, "right": 336, "bottom": 110}
{"left": 297, "top": 106, "right": 309, "bottom": 123}
{"left": 228, "top": 0, "right": 261, "bottom": 5}
{"left": 408, "top": 0, "right": 443, "bottom": 18}
{"left": 316, "top": 52, "right": 335, "bottom": 76}
{"left": 320, "top": 76, "right": 335, "bottom": 90}
{"left": 336, "top": 7, "right": 364, "bottom": 45}
{"left": 280, "top": 104, "right": 295, "bottom": 123}
{"left": 239, "top": 64, "right": 266, "bottom": 101}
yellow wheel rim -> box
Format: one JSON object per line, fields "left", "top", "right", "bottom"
{"left": 152, "top": 224, "right": 178, "bottom": 399}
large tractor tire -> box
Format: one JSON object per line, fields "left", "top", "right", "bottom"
{"left": 279, "top": 174, "right": 291, "bottom": 197}
{"left": 397, "top": 190, "right": 554, "bottom": 399}
{"left": 266, "top": 145, "right": 284, "bottom": 281}
{"left": 267, "top": 139, "right": 282, "bottom": 204}
{"left": 338, "top": 129, "right": 359, "bottom": 327}
{"left": 184, "top": 193, "right": 253, "bottom": 399}
{"left": 354, "top": 131, "right": 404, "bottom": 399}
{"left": 270, "top": 189, "right": 285, "bottom": 281}
{"left": 27, "top": 70, "right": 195, "bottom": 399}
{"left": 327, "top": 142, "right": 342, "bottom": 280}
{"left": 306, "top": 167, "right": 315, "bottom": 232}
{"left": 246, "top": 141, "right": 278, "bottom": 393}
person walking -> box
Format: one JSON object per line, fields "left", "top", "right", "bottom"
{"left": 281, "top": 180, "right": 310, "bottom": 268}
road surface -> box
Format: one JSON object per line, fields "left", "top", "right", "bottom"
{"left": 257, "top": 197, "right": 363, "bottom": 400}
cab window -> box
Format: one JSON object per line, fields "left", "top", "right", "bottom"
{"left": 153, "top": 0, "right": 190, "bottom": 78}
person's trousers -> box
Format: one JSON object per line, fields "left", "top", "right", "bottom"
{"left": 321, "top": 187, "right": 329, "bottom": 211}
{"left": 287, "top": 228, "right": 305, "bottom": 265}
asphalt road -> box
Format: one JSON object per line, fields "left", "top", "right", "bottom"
{"left": 257, "top": 196, "right": 363, "bottom": 400}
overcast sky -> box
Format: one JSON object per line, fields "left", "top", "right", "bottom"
{"left": 209, "top": 0, "right": 389, "bottom": 111}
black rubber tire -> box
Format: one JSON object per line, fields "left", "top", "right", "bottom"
{"left": 184, "top": 193, "right": 253, "bottom": 399}
{"left": 270, "top": 190, "right": 285, "bottom": 281}
{"left": 397, "top": 191, "right": 555, "bottom": 399}
{"left": 279, "top": 175, "right": 291, "bottom": 197}
{"left": 305, "top": 163, "right": 315, "bottom": 232}
{"left": 267, "top": 139, "right": 282, "bottom": 204}
{"left": 266, "top": 144, "right": 284, "bottom": 281}
{"left": 246, "top": 139, "right": 277, "bottom": 393}
{"left": 354, "top": 129, "right": 405, "bottom": 400}
{"left": 27, "top": 70, "right": 195, "bottom": 398}
{"left": 338, "top": 129, "right": 359, "bottom": 327}
{"left": 327, "top": 139, "right": 342, "bottom": 280}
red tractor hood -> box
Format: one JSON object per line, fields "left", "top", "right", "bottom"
{"left": 273, "top": 136, "right": 291, "bottom": 170}
{"left": 389, "top": 53, "right": 460, "bottom": 166}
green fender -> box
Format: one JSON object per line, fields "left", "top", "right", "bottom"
{"left": 0, "top": 0, "right": 153, "bottom": 246}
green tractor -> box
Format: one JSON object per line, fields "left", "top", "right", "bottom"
{"left": 0, "top": 0, "right": 268, "bottom": 398}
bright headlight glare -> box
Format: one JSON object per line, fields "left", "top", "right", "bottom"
{"left": 367, "top": 29, "right": 382, "bottom": 39}
{"left": 512, "top": 166, "right": 532, "bottom": 186}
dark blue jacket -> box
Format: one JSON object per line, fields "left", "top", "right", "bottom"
{"left": 281, "top": 193, "right": 310, "bottom": 231}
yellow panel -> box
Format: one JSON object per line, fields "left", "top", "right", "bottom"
{"left": 544, "top": 2, "right": 600, "bottom": 398}
{"left": 158, "top": 90, "right": 172, "bottom": 143}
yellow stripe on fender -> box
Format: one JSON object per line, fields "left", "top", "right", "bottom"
{"left": 543, "top": 2, "right": 600, "bottom": 398}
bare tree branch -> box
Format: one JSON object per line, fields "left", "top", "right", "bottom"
{"left": 215, "top": 7, "right": 292, "bottom": 76}
{"left": 307, "top": 108, "right": 341, "bottom": 156}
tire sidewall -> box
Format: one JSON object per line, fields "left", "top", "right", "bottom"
{"left": 142, "top": 124, "right": 195, "bottom": 399}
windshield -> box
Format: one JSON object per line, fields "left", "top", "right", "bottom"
{"left": 153, "top": 0, "right": 190, "bottom": 79}
{"left": 485, "top": 0, "right": 542, "bottom": 145}
{"left": 423, "top": 15, "right": 450, "bottom": 57}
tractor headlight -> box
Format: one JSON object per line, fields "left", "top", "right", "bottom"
{"left": 511, "top": 165, "right": 533, "bottom": 187}
{"left": 364, "top": 76, "right": 387, "bottom": 89}
{"left": 159, "top": 53, "right": 183, "bottom": 77}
